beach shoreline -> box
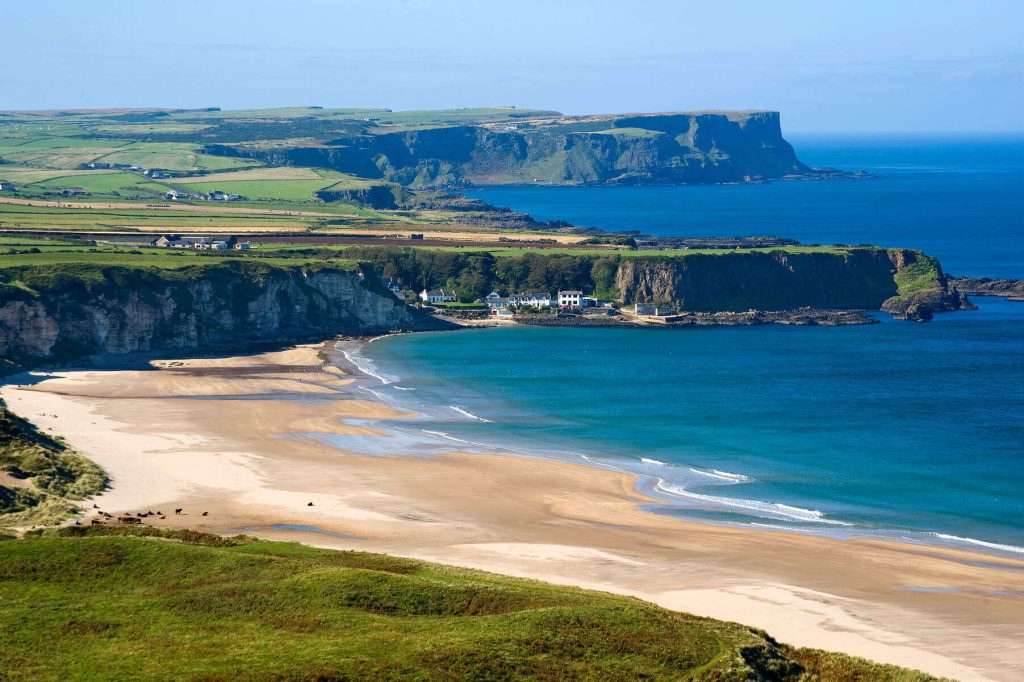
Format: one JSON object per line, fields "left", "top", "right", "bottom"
{"left": 3, "top": 340, "right": 1024, "bottom": 681}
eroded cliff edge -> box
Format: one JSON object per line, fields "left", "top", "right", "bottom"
{"left": 0, "top": 261, "right": 450, "bottom": 367}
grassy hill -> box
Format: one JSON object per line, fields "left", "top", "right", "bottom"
{"left": 0, "top": 527, "right": 941, "bottom": 681}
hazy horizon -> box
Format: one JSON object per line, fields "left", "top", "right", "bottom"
{"left": 1, "top": 0, "right": 1021, "bottom": 134}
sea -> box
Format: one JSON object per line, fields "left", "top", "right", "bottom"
{"left": 351, "top": 135, "right": 1024, "bottom": 554}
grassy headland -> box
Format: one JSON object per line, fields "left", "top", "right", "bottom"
{"left": 0, "top": 527, "right": 941, "bottom": 681}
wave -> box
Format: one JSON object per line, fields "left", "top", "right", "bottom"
{"left": 337, "top": 344, "right": 398, "bottom": 385}
{"left": 931, "top": 533, "right": 1024, "bottom": 555}
{"left": 654, "top": 479, "right": 850, "bottom": 525}
{"left": 640, "top": 457, "right": 664, "bottom": 465}
{"left": 449, "top": 405, "right": 492, "bottom": 422}
{"left": 687, "top": 467, "right": 752, "bottom": 484}
{"left": 421, "top": 429, "right": 471, "bottom": 445}
{"left": 393, "top": 385, "right": 416, "bottom": 391}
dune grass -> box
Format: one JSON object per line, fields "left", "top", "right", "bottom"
{"left": 0, "top": 527, "right": 943, "bottom": 681}
{"left": 0, "top": 400, "right": 107, "bottom": 527}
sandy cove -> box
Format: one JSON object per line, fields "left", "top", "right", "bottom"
{"left": 3, "top": 343, "right": 1024, "bottom": 682}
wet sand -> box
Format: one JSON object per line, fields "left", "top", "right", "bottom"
{"left": 3, "top": 343, "right": 1023, "bottom": 681}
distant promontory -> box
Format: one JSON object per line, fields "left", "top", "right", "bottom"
{"left": 202, "top": 110, "right": 823, "bottom": 188}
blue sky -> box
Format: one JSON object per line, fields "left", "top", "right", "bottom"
{"left": 1, "top": 0, "right": 1021, "bottom": 132}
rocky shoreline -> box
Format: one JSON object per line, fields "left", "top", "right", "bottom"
{"left": 514, "top": 308, "right": 877, "bottom": 328}
{"left": 952, "top": 277, "right": 1024, "bottom": 302}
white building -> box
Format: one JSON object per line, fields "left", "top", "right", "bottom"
{"left": 383, "top": 278, "right": 402, "bottom": 297}
{"left": 558, "top": 290, "right": 592, "bottom": 308}
{"left": 419, "top": 289, "right": 456, "bottom": 304}
{"left": 636, "top": 303, "right": 673, "bottom": 316}
{"left": 507, "top": 292, "right": 552, "bottom": 308}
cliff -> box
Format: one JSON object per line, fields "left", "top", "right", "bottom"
{"left": 344, "top": 245, "right": 970, "bottom": 320}
{"left": 613, "top": 248, "right": 969, "bottom": 318}
{"left": 204, "top": 111, "right": 812, "bottom": 188}
{"left": 0, "top": 261, "right": 450, "bottom": 367}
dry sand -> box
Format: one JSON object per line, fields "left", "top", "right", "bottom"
{"left": 3, "top": 343, "right": 1023, "bottom": 681}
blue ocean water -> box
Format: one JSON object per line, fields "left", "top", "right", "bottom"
{"left": 465, "top": 135, "right": 1024, "bottom": 279}
{"left": 356, "top": 137, "right": 1024, "bottom": 553}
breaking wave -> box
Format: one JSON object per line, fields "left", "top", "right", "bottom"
{"left": 654, "top": 479, "right": 850, "bottom": 525}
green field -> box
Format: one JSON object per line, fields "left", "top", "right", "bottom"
{"left": 0, "top": 527, "right": 939, "bottom": 682}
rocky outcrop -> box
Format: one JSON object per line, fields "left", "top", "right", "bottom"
{"left": 0, "top": 262, "right": 450, "bottom": 366}
{"left": 204, "top": 111, "right": 813, "bottom": 188}
{"left": 880, "top": 251, "right": 974, "bottom": 321}
{"left": 613, "top": 248, "right": 971, "bottom": 319}
{"left": 951, "top": 277, "right": 1024, "bottom": 301}
{"left": 315, "top": 184, "right": 404, "bottom": 209}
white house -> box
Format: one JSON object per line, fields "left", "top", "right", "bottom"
{"left": 508, "top": 292, "right": 552, "bottom": 308}
{"left": 419, "top": 289, "right": 456, "bottom": 304}
{"left": 558, "top": 290, "right": 592, "bottom": 308}
{"left": 383, "top": 278, "right": 402, "bottom": 297}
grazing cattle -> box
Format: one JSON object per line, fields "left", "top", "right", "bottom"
{"left": 307, "top": 502, "right": 314, "bottom": 507}
{"left": 91, "top": 519, "right": 104, "bottom": 526}
{"left": 202, "top": 511, "right": 209, "bottom": 516}
{"left": 174, "top": 508, "right": 182, "bottom": 515}
{"left": 117, "top": 516, "right": 142, "bottom": 525}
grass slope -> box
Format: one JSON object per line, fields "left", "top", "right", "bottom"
{"left": 0, "top": 527, "right": 942, "bottom": 682}
{"left": 0, "top": 400, "right": 107, "bottom": 526}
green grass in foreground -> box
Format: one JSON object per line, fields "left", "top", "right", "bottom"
{"left": 0, "top": 527, "right": 942, "bottom": 681}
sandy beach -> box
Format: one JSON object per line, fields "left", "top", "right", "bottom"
{"left": 4, "top": 342, "right": 1023, "bottom": 681}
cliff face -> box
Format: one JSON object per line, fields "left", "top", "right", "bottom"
{"left": 614, "top": 248, "right": 969, "bottom": 316}
{"left": 205, "top": 111, "right": 810, "bottom": 188}
{"left": 0, "top": 262, "right": 449, "bottom": 366}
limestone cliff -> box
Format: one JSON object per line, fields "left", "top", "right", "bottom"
{"left": 0, "top": 261, "right": 449, "bottom": 366}
{"left": 204, "top": 111, "right": 811, "bottom": 188}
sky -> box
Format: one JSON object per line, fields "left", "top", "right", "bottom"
{"left": 1, "top": 0, "right": 1021, "bottom": 133}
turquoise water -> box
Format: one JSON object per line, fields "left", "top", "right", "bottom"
{"left": 360, "top": 300, "right": 1024, "bottom": 553}
{"left": 466, "top": 135, "right": 1024, "bottom": 279}
{"left": 355, "top": 137, "right": 1024, "bottom": 553}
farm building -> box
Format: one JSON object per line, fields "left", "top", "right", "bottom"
{"left": 0, "top": 180, "right": 14, "bottom": 192}
{"left": 155, "top": 235, "right": 238, "bottom": 250}
{"left": 60, "top": 187, "right": 90, "bottom": 196}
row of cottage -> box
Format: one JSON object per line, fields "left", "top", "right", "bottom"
{"left": 418, "top": 289, "right": 598, "bottom": 309}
